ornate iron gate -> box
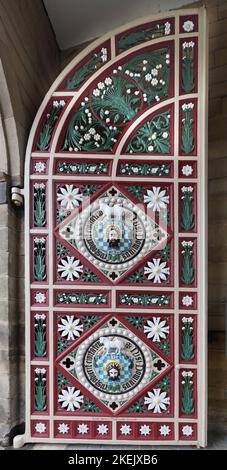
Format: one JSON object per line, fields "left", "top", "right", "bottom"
{"left": 18, "top": 8, "right": 207, "bottom": 447}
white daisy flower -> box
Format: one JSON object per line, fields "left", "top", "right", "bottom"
{"left": 139, "top": 424, "right": 151, "bottom": 436}
{"left": 57, "top": 184, "right": 83, "bottom": 210}
{"left": 120, "top": 424, "right": 132, "bottom": 435}
{"left": 58, "top": 256, "right": 83, "bottom": 281}
{"left": 182, "top": 425, "right": 193, "bottom": 436}
{"left": 159, "top": 425, "right": 171, "bottom": 436}
{"left": 182, "top": 165, "right": 193, "bottom": 176}
{"left": 35, "top": 422, "right": 46, "bottom": 434}
{"left": 77, "top": 423, "right": 89, "bottom": 434}
{"left": 58, "top": 423, "right": 69, "bottom": 434}
{"left": 144, "top": 389, "right": 170, "bottom": 413}
{"left": 144, "top": 187, "right": 169, "bottom": 211}
{"left": 162, "top": 132, "right": 168, "bottom": 139}
{"left": 182, "top": 295, "right": 193, "bottom": 307}
{"left": 97, "top": 424, "right": 108, "bottom": 435}
{"left": 34, "top": 292, "right": 46, "bottom": 304}
{"left": 34, "top": 161, "right": 46, "bottom": 173}
{"left": 144, "top": 259, "right": 170, "bottom": 283}
{"left": 58, "top": 316, "right": 83, "bottom": 341}
{"left": 183, "top": 20, "right": 194, "bottom": 33}
{"left": 144, "top": 317, "right": 169, "bottom": 342}
{"left": 58, "top": 386, "right": 83, "bottom": 411}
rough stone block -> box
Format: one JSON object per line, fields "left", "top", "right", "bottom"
{"left": 209, "top": 97, "right": 222, "bottom": 117}
{"left": 209, "top": 33, "right": 227, "bottom": 52}
{"left": 209, "top": 64, "right": 227, "bottom": 85}
{"left": 0, "top": 277, "right": 8, "bottom": 300}
{"left": 0, "top": 227, "right": 8, "bottom": 252}
{"left": 209, "top": 18, "right": 227, "bottom": 38}
{"left": 209, "top": 176, "right": 227, "bottom": 195}
{"left": 209, "top": 157, "right": 227, "bottom": 178}
{"left": 209, "top": 81, "right": 227, "bottom": 99}
{"left": 215, "top": 48, "right": 227, "bottom": 67}
{"left": 208, "top": 139, "right": 227, "bottom": 159}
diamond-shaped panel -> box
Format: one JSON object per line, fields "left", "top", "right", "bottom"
{"left": 58, "top": 316, "right": 171, "bottom": 414}
{"left": 58, "top": 185, "right": 168, "bottom": 283}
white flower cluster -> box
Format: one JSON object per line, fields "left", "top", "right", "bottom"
{"left": 165, "top": 21, "right": 171, "bottom": 35}
{"left": 34, "top": 182, "right": 45, "bottom": 190}
{"left": 181, "top": 186, "right": 194, "bottom": 193}
{"left": 182, "top": 370, "right": 193, "bottom": 378}
{"left": 183, "top": 20, "right": 194, "bottom": 33}
{"left": 53, "top": 100, "right": 65, "bottom": 108}
{"left": 183, "top": 41, "right": 195, "bottom": 49}
{"left": 182, "top": 316, "right": 194, "bottom": 324}
{"left": 182, "top": 317, "right": 194, "bottom": 331}
{"left": 82, "top": 127, "right": 102, "bottom": 147}
{"left": 34, "top": 237, "right": 45, "bottom": 244}
{"left": 101, "top": 47, "right": 108, "bottom": 62}
{"left": 93, "top": 77, "right": 113, "bottom": 97}
{"left": 34, "top": 314, "right": 46, "bottom": 320}
{"left": 182, "top": 102, "right": 194, "bottom": 112}
{"left": 181, "top": 370, "right": 194, "bottom": 385}
{"left": 144, "top": 62, "right": 164, "bottom": 83}
{"left": 181, "top": 240, "right": 194, "bottom": 248}
{"left": 35, "top": 368, "right": 46, "bottom": 375}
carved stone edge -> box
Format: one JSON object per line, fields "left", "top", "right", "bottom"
{"left": 13, "top": 434, "right": 26, "bottom": 449}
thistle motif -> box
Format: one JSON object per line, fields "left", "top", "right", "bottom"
{"left": 34, "top": 238, "right": 46, "bottom": 282}
{"left": 34, "top": 368, "right": 47, "bottom": 411}
{"left": 37, "top": 100, "right": 65, "bottom": 151}
{"left": 181, "top": 317, "right": 194, "bottom": 361}
{"left": 34, "top": 183, "right": 46, "bottom": 227}
{"left": 34, "top": 314, "right": 46, "bottom": 357}
{"left": 181, "top": 371, "right": 194, "bottom": 415}
{"left": 182, "top": 41, "right": 195, "bottom": 93}
{"left": 180, "top": 186, "right": 195, "bottom": 231}
{"left": 181, "top": 103, "right": 194, "bottom": 154}
{"left": 181, "top": 240, "right": 194, "bottom": 285}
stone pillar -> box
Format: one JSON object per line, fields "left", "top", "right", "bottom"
{"left": 0, "top": 173, "right": 24, "bottom": 443}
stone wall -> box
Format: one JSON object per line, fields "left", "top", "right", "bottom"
{"left": 0, "top": 0, "right": 60, "bottom": 441}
